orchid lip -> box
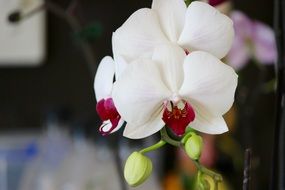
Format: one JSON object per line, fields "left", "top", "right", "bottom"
{"left": 96, "top": 98, "right": 121, "bottom": 136}
{"left": 99, "top": 120, "right": 113, "bottom": 136}
{"left": 162, "top": 100, "right": 195, "bottom": 136}
{"left": 99, "top": 118, "right": 121, "bottom": 136}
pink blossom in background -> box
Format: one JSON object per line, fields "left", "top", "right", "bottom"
{"left": 228, "top": 11, "right": 277, "bottom": 71}
{"left": 200, "top": 135, "right": 217, "bottom": 167}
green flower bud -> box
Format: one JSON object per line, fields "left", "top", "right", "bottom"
{"left": 196, "top": 173, "right": 224, "bottom": 190}
{"left": 124, "top": 152, "right": 153, "bottom": 187}
{"left": 185, "top": 133, "right": 203, "bottom": 160}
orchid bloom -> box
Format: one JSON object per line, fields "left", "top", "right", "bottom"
{"left": 112, "top": 0, "right": 234, "bottom": 62}
{"left": 228, "top": 11, "right": 277, "bottom": 71}
{"left": 94, "top": 56, "right": 126, "bottom": 135}
{"left": 112, "top": 45, "right": 238, "bottom": 139}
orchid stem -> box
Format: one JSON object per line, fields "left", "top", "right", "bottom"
{"left": 160, "top": 128, "right": 181, "bottom": 147}
{"left": 193, "top": 160, "right": 223, "bottom": 182}
{"left": 139, "top": 140, "right": 166, "bottom": 154}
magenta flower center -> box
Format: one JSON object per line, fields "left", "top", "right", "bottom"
{"left": 162, "top": 100, "right": 195, "bottom": 136}
{"left": 96, "top": 98, "right": 121, "bottom": 135}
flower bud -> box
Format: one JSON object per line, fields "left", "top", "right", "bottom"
{"left": 124, "top": 152, "right": 153, "bottom": 187}
{"left": 196, "top": 173, "right": 226, "bottom": 190}
{"left": 185, "top": 133, "right": 203, "bottom": 160}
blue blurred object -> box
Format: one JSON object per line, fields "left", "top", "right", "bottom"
{"left": 0, "top": 142, "right": 38, "bottom": 162}
{"left": 0, "top": 134, "right": 39, "bottom": 190}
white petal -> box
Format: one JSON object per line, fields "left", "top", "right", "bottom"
{"left": 190, "top": 102, "right": 228, "bottom": 134}
{"left": 114, "top": 55, "right": 128, "bottom": 80}
{"left": 94, "top": 56, "right": 115, "bottom": 101}
{"left": 178, "top": 2, "right": 234, "bottom": 59}
{"left": 151, "top": 0, "right": 187, "bottom": 42}
{"left": 112, "top": 34, "right": 127, "bottom": 80}
{"left": 152, "top": 44, "right": 186, "bottom": 92}
{"left": 112, "top": 8, "right": 168, "bottom": 62}
{"left": 112, "top": 59, "right": 171, "bottom": 126}
{"left": 123, "top": 110, "right": 164, "bottom": 139}
{"left": 179, "top": 51, "right": 238, "bottom": 116}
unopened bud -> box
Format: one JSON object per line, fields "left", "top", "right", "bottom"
{"left": 124, "top": 152, "right": 153, "bottom": 187}
{"left": 196, "top": 173, "right": 225, "bottom": 190}
{"left": 185, "top": 133, "right": 203, "bottom": 160}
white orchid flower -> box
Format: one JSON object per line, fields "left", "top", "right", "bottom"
{"left": 112, "top": 45, "right": 238, "bottom": 139}
{"left": 112, "top": 0, "right": 234, "bottom": 62}
{"left": 94, "top": 56, "right": 127, "bottom": 135}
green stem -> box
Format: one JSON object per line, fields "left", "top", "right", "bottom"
{"left": 139, "top": 140, "right": 166, "bottom": 154}
{"left": 160, "top": 128, "right": 181, "bottom": 147}
{"left": 193, "top": 161, "right": 223, "bottom": 182}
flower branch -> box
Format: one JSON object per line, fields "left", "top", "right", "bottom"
{"left": 160, "top": 127, "right": 181, "bottom": 147}
{"left": 139, "top": 140, "right": 166, "bottom": 154}
{"left": 194, "top": 160, "right": 223, "bottom": 182}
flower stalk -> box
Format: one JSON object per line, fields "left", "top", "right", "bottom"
{"left": 160, "top": 127, "right": 181, "bottom": 147}
{"left": 193, "top": 160, "right": 223, "bottom": 182}
{"left": 142, "top": 127, "right": 222, "bottom": 186}
{"left": 139, "top": 140, "right": 166, "bottom": 154}
{"left": 126, "top": 127, "right": 223, "bottom": 187}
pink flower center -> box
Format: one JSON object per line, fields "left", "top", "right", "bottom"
{"left": 162, "top": 100, "right": 195, "bottom": 136}
{"left": 96, "top": 98, "right": 121, "bottom": 136}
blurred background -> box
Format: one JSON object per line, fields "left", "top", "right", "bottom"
{"left": 0, "top": 0, "right": 277, "bottom": 189}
